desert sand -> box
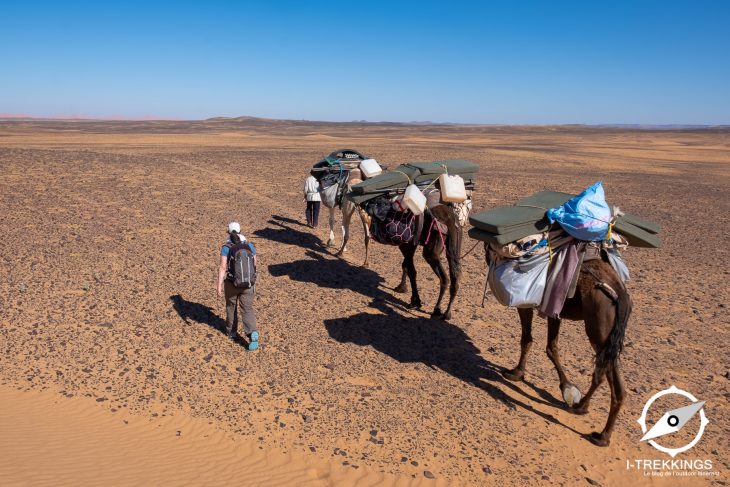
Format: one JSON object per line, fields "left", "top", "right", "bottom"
{"left": 0, "top": 119, "right": 728, "bottom": 486}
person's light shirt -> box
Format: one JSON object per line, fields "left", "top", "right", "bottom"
{"left": 304, "top": 175, "right": 321, "bottom": 202}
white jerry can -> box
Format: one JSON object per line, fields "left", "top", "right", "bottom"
{"left": 439, "top": 173, "right": 467, "bottom": 203}
{"left": 359, "top": 158, "right": 383, "bottom": 179}
{"left": 402, "top": 184, "right": 427, "bottom": 215}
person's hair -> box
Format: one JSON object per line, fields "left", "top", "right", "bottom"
{"left": 230, "top": 230, "right": 242, "bottom": 244}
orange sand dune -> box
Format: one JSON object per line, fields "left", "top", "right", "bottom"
{"left": 0, "top": 384, "right": 453, "bottom": 487}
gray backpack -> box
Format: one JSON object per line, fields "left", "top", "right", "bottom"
{"left": 227, "top": 242, "right": 256, "bottom": 289}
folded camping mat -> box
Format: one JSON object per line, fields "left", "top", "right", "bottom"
{"left": 347, "top": 174, "right": 478, "bottom": 205}
{"left": 516, "top": 191, "right": 661, "bottom": 234}
{"left": 613, "top": 220, "right": 661, "bottom": 248}
{"left": 468, "top": 226, "right": 546, "bottom": 246}
{"left": 468, "top": 222, "right": 660, "bottom": 248}
{"left": 350, "top": 160, "right": 479, "bottom": 195}
{"left": 468, "top": 190, "right": 661, "bottom": 248}
{"left": 403, "top": 160, "right": 480, "bottom": 175}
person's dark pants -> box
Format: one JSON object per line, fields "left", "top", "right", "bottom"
{"left": 306, "top": 201, "right": 321, "bottom": 227}
{"left": 224, "top": 280, "right": 257, "bottom": 337}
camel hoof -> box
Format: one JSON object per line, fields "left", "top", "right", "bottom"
{"left": 586, "top": 432, "right": 610, "bottom": 447}
{"left": 393, "top": 284, "right": 408, "bottom": 294}
{"left": 441, "top": 311, "right": 452, "bottom": 321}
{"left": 361, "top": 262, "right": 369, "bottom": 268}
{"left": 503, "top": 368, "right": 525, "bottom": 382}
{"left": 326, "top": 239, "right": 335, "bottom": 248}
{"left": 407, "top": 301, "right": 422, "bottom": 310}
{"left": 569, "top": 405, "right": 589, "bottom": 415}
{"left": 561, "top": 384, "right": 583, "bottom": 408}
{"left": 430, "top": 308, "right": 443, "bottom": 319}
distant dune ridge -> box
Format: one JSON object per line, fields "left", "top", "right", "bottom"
{"left": 0, "top": 113, "right": 728, "bottom": 129}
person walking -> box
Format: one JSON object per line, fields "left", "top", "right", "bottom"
{"left": 303, "top": 174, "right": 321, "bottom": 227}
{"left": 217, "top": 222, "right": 259, "bottom": 351}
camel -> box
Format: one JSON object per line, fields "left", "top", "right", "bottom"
{"left": 495, "top": 249, "right": 632, "bottom": 447}
{"left": 328, "top": 192, "right": 374, "bottom": 266}
{"left": 384, "top": 203, "right": 465, "bottom": 320}
{"left": 313, "top": 149, "right": 378, "bottom": 267}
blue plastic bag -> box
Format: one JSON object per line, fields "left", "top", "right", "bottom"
{"left": 546, "top": 182, "right": 611, "bottom": 241}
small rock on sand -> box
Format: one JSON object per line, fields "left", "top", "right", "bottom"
{"left": 424, "top": 471, "right": 435, "bottom": 479}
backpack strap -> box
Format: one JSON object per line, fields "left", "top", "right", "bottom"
{"left": 224, "top": 242, "right": 235, "bottom": 279}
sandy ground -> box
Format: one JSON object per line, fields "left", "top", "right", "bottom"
{"left": 0, "top": 119, "right": 728, "bottom": 486}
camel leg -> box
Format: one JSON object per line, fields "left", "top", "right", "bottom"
{"left": 569, "top": 365, "right": 606, "bottom": 415}
{"left": 399, "top": 244, "right": 421, "bottom": 309}
{"left": 545, "top": 317, "right": 583, "bottom": 407}
{"left": 504, "top": 308, "right": 533, "bottom": 382}
{"left": 422, "top": 239, "right": 448, "bottom": 318}
{"left": 326, "top": 207, "right": 337, "bottom": 247}
{"left": 441, "top": 234, "right": 461, "bottom": 321}
{"left": 335, "top": 202, "right": 353, "bottom": 256}
{"left": 359, "top": 208, "right": 371, "bottom": 268}
{"left": 394, "top": 264, "right": 408, "bottom": 293}
{"left": 587, "top": 361, "right": 624, "bottom": 447}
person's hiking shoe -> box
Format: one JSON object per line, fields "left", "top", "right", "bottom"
{"left": 247, "top": 331, "right": 259, "bottom": 351}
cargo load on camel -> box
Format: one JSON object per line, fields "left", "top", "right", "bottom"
{"left": 310, "top": 149, "right": 376, "bottom": 208}
{"left": 468, "top": 182, "right": 660, "bottom": 313}
{"left": 347, "top": 159, "right": 479, "bottom": 245}
{"left": 468, "top": 186, "right": 660, "bottom": 248}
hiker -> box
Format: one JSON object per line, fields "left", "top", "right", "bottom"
{"left": 217, "top": 222, "right": 259, "bottom": 351}
{"left": 303, "top": 174, "right": 321, "bottom": 227}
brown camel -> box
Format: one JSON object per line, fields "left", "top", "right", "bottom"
{"left": 390, "top": 204, "right": 464, "bottom": 320}
{"left": 498, "top": 252, "right": 632, "bottom": 447}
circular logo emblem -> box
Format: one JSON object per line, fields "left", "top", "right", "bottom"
{"left": 637, "top": 385, "right": 709, "bottom": 457}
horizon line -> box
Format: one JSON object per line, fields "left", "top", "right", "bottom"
{"left": 0, "top": 113, "right": 727, "bottom": 128}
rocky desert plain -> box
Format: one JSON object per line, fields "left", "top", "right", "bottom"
{"left": 0, "top": 118, "right": 728, "bottom": 486}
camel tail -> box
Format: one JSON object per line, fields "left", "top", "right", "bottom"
{"left": 595, "top": 281, "right": 632, "bottom": 371}
{"left": 446, "top": 223, "right": 462, "bottom": 268}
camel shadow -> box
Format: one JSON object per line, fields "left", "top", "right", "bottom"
{"left": 270, "top": 214, "right": 307, "bottom": 227}
{"left": 268, "top": 250, "right": 408, "bottom": 309}
{"left": 253, "top": 216, "right": 326, "bottom": 252}
{"left": 324, "top": 302, "right": 579, "bottom": 433}
{"left": 169, "top": 294, "right": 226, "bottom": 334}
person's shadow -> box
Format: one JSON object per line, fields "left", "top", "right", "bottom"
{"left": 169, "top": 294, "right": 227, "bottom": 334}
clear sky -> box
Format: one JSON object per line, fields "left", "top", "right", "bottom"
{"left": 1, "top": 1, "right": 728, "bottom": 124}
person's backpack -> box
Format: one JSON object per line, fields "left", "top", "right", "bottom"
{"left": 227, "top": 242, "right": 257, "bottom": 289}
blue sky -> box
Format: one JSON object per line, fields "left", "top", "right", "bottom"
{"left": 1, "top": 1, "right": 728, "bottom": 123}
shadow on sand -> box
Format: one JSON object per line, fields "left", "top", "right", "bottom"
{"left": 263, "top": 212, "right": 582, "bottom": 436}
{"left": 253, "top": 215, "right": 325, "bottom": 252}
{"left": 170, "top": 294, "right": 226, "bottom": 331}
{"left": 323, "top": 304, "right": 576, "bottom": 428}
{"left": 268, "top": 249, "right": 409, "bottom": 311}
{"left": 277, "top": 249, "right": 582, "bottom": 434}
{"left": 169, "top": 294, "right": 252, "bottom": 346}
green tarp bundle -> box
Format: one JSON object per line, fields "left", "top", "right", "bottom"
{"left": 347, "top": 159, "right": 479, "bottom": 205}
{"left": 469, "top": 190, "right": 661, "bottom": 248}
